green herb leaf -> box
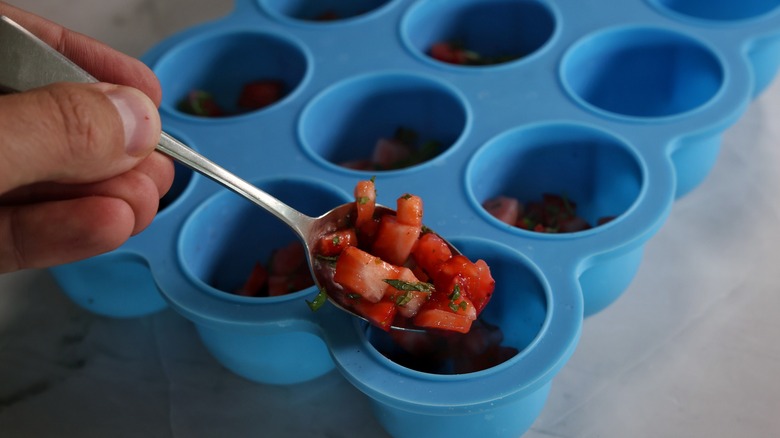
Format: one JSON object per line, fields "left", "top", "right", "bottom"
{"left": 395, "top": 292, "right": 413, "bottom": 306}
{"left": 306, "top": 289, "right": 328, "bottom": 311}
{"left": 448, "top": 283, "right": 462, "bottom": 301}
{"left": 315, "top": 254, "right": 338, "bottom": 264}
{"left": 383, "top": 279, "right": 434, "bottom": 293}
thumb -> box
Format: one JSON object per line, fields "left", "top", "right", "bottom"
{"left": 0, "top": 82, "right": 161, "bottom": 191}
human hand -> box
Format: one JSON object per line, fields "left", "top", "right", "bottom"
{"left": 0, "top": 2, "right": 174, "bottom": 273}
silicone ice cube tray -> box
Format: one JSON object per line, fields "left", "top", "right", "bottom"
{"left": 49, "top": 0, "right": 780, "bottom": 436}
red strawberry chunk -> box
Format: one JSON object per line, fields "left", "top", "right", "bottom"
{"left": 372, "top": 138, "right": 413, "bottom": 169}
{"left": 371, "top": 215, "right": 421, "bottom": 266}
{"left": 396, "top": 193, "right": 423, "bottom": 228}
{"left": 483, "top": 196, "right": 523, "bottom": 226}
{"left": 237, "top": 80, "right": 285, "bottom": 110}
{"left": 333, "top": 246, "right": 399, "bottom": 303}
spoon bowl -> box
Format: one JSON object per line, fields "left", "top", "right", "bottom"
{"left": 0, "top": 15, "right": 457, "bottom": 331}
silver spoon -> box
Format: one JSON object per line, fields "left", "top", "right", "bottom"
{"left": 0, "top": 15, "right": 457, "bottom": 331}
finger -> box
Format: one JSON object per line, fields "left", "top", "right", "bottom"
{"left": 0, "top": 151, "right": 175, "bottom": 205}
{"left": 133, "top": 151, "right": 176, "bottom": 200}
{"left": 0, "top": 82, "right": 161, "bottom": 191}
{"left": 0, "top": 196, "right": 135, "bottom": 273}
{"left": 0, "top": 153, "right": 174, "bottom": 235}
{"left": 0, "top": 2, "right": 162, "bottom": 104}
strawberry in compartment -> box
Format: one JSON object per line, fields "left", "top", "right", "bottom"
{"left": 372, "top": 137, "right": 413, "bottom": 170}
{"left": 237, "top": 80, "right": 285, "bottom": 111}
{"left": 482, "top": 195, "right": 523, "bottom": 226}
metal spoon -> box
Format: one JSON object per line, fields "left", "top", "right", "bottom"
{"left": 0, "top": 15, "right": 455, "bottom": 331}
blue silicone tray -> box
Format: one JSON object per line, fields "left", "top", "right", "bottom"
{"left": 49, "top": 0, "right": 780, "bottom": 437}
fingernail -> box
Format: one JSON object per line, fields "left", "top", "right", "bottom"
{"left": 104, "top": 86, "right": 160, "bottom": 156}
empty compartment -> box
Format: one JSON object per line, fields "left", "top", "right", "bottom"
{"left": 562, "top": 27, "right": 724, "bottom": 119}
{"left": 650, "top": 0, "right": 780, "bottom": 21}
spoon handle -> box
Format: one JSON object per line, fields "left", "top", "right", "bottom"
{"left": 157, "top": 132, "right": 313, "bottom": 233}
{"left": 0, "top": 15, "right": 314, "bottom": 237}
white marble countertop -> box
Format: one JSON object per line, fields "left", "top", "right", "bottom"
{"left": 2, "top": 1, "right": 780, "bottom": 437}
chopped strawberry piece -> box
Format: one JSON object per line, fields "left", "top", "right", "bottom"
{"left": 413, "top": 292, "right": 476, "bottom": 334}
{"left": 333, "top": 246, "right": 399, "bottom": 303}
{"left": 559, "top": 216, "right": 592, "bottom": 233}
{"left": 372, "top": 137, "right": 413, "bottom": 169}
{"left": 268, "top": 241, "right": 307, "bottom": 276}
{"left": 318, "top": 228, "right": 358, "bottom": 256}
{"left": 340, "top": 159, "right": 375, "bottom": 170}
{"left": 383, "top": 267, "right": 430, "bottom": 318}
{"left": 313, "top": 10, "right": 339, "bottom": 21}
{"left": 597, "top": 215, "right": 617, "bottom": 225}
{"left": 179, "top": 90, "right": 224, "bottom": 117}
{"left": 396, "top": 193, "right": 423, "bottom": 227}
{"left": 429, "top": 42, "right": 468, "bottom": 65}
{"left": 237, "top": 80, "right": 285, "bottom": 110}
{"left": 371, "top": 215, "right": 421, "bottom": 266}
{"left": 483, "top": 195, "right": 523, "bottom": 225}
{"left": 235, "top": 262, "right": 268, "bottom": 296}
{"left": 352, "top": 299, "right": 397, "bottom": 332}
{"left": 354, "top": 179, "right": 376, "bottom": 228}
{"left": 411, "top": 232, "right": 452, "bottom": 276}
{"left": 466, "top": 259, "right": 495, "bottom": 314}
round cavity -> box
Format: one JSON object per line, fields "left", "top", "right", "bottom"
{"left": 468, "top": 123, "right": 643, "bottom": 234}
{"left": 153, "top": 30, "right": 309, "bottom": 119}
{"left": 365, "top": 238, "right": 546, "bottom": 375}
{"left": 561, "top": 27, "right": 724, "bottom": 119}
{"left": 299, "top": 72, "right": 468, "bottom": 172}
{"left": 178, "top": 178, "right": 349, "bottom": 299}
{"left": 649, "top": 0, "right": 780, "bottom": 21}
{"left": 259, "top": 0, "right": 394, "bottom": 22}
{"left": 402, "top": 0, "right": 556, "bottom": 67}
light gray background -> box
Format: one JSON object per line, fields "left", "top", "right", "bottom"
{"left": 2, "top": 1, "right": 780, "bottom": 437}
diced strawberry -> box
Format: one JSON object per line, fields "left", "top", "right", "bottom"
{"left": 558, "top": 216, "right": 592, "bottom": 233}
{"left": 268, "top": 241, "right": 307, "bottom": 276}
{"left": 371, "top": 215, "right": 421, "bottom": 266}
{"left": 179, "top": 90, "right": 224, "bottom": 117}
{"left": 318, "top": 228, "right": 358, "bottom": 256}
{"left": 541, "top": 193, "right": 576, "bottom": 226}
{"left": 429, "top": 42, "right": 468, "bottom": 65}
{"left": 340, "top": 159, "right": 375, "bottom": 170}
{"left": 333, "top": 246, "right": 399, "bottom": 303}
{"left": 313, "top": 10, "right": 339, "bottom": 21}
{"left": 383, "top": 267, "right": 431, "bottom": 318}
{"left": 354, "top": 179, "right": 376, "bottom": 228}
{"left": 597, "top": 216, "right": 617, "bottom": 225}
{"left": 431, "top": 255, "right": 476, "bottom": 291}
{"left": 430, "top": 255, "right": 494, "bottom": 314}
{"left": 235, "top": 262, "right": 268, "bottom": 296}
{"left": 413, "top": 292, "right": 476, "bottom": 334}
{"left": 465, "top": 259, "right": 495, "bottom": 314}
{"left": 352, "top": 299, "right": 398, "bottom": 332}
{"left": 372, "top": 138, "right": 413, "bottom": 169}
{"left": 411, "top": 232, "right": 452, "bottom": 277}
{"left": 237, "top": 80, "right": 285, "bottom": 110}
{"left": 483, "top": 196, "right": 522, "bottom": 226}
{"left": 267, "top": 275, "right": 291, "bottom": 296}
{"left": 396, "top": 193, "right": 423, "bottom": 227}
